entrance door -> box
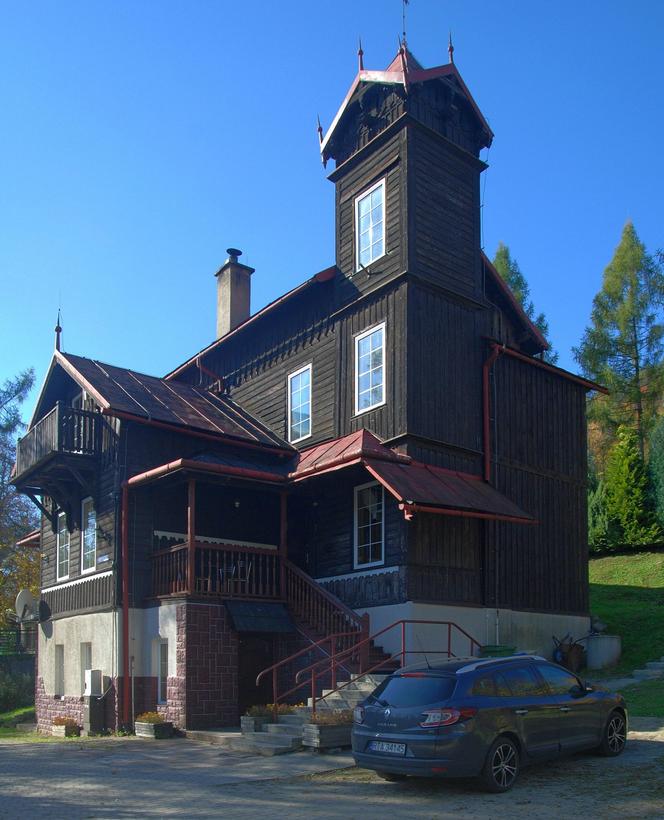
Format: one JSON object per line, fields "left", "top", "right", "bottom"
{"left": 238, "top": 634, "right": 274, "bottom": 714}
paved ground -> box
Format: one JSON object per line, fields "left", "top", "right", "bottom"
{"left": 0, "top": 718, "right": 662, "bottom": 819}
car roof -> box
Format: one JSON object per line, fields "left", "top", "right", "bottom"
{"left": 396, "top": 654, "right": 546, "bottom": 676}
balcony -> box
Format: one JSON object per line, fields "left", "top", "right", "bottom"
{"left": 14, "top": 403, "right": 108, "bottom": 485}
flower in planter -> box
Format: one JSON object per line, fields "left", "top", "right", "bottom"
{"left": 135, "top": 712, "right": 165, "bottom": 724}
{"left": 309, "top": 709, "right": 353, "bottom": 726}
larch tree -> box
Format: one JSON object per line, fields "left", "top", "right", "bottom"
{"left": 574, "top": 221, "right": 664, "bottom": 458}
{"left": 492, "top": 243, "right": 558, "bottom": 364}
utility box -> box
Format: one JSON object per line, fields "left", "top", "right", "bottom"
{"left": 84, "top": 668, "right": 102, "bottom": 696}
{"left": 83, "top": 695, "right": 105, "bottom": 736}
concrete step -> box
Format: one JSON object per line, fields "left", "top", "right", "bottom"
{"left": 645, "top": 661, "right": 664, "bottom": 670}
{"left": 278, "top": 714, "right": 310, "bottom": 726}
{"left": 266, "top": 724, "right": 304, "bottom": 737}
{"left": 184, "top": 729, "right": 241, "bottom": 747}
{"left": 15, "top": 723, "right": 38, "bottom": 733}
{"left": 632, "top": 668, "right": 663, "bottom": 680}
{"left": 228, "top": 731, "right": 303, "bottom": 756}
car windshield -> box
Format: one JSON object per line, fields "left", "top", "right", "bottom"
{"left": 371, "top": 674, "right": 457, "bottom": 707}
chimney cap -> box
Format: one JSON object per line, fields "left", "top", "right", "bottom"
{"left": 226, "top": 248, "right": 243, "bottom": 262}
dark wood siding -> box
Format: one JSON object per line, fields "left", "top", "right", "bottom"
{"left": 488, "top": 354, "right": 589, "bottom": 614}
{"left": 407, "top": 124, "right": 482, "bottom": 300}
{"left": 407, "top": 516, "right": 482, "bottom": 605}
{"left": 405, "top": 281, "right": 485, "bottom": 463}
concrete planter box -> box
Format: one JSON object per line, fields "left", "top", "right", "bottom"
{"left": 52, "top": 724, "right": 80, "bottom": 738}
{"left": 241, "top": 715, "right": 270, "bottom": 734}
{"left": 302, "top": 723, "right": 352, "bottom": 750}
{"left": 135, "top": 721, "right": 174, "bottom": 739}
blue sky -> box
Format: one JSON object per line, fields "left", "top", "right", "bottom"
{"left": 2, "top": 1, "right": 662, "bottom": 416}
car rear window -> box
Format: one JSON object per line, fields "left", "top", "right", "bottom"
{"left": 371, "top": 674, "right": 457, "bottom": 707}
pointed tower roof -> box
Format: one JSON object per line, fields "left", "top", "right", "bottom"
{"left": 320, "top": 44, "right": 493, "bottom": 166}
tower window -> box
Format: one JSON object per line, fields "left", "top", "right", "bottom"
{"left": 354, "top": 482, "right": 384, "bottom": 568}
{"left": 355, "top": 179, "right": 385, "bottom": 269}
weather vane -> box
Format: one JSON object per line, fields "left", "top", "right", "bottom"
{"left": 402, "top": 0, "right": 409, "bottom": 45}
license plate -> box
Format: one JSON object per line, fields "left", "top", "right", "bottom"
{"left": 368, "top": 741, "right": 406, "bottom": 755}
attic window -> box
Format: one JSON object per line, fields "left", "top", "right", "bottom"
{"left": 355, "top": 179, "right": 385, "bottom": 270}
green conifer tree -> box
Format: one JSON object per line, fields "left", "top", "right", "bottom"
{"left": 574, "top": 222, "right": 664, "bottom": 458}
{"left": 649, "top": 416, "right": 664, "bottom": 530}
{"left": 492, "top": 243, "right": 558, "bottom": 364}
{"left": 603, "top": 426, "right": 661, "bottom": 546}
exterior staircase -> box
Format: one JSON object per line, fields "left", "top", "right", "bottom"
{"left": 632, "top": 658, "right": 664, "bottom": 681}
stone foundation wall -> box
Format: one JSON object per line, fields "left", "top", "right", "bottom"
{"left": 184, "top": 602, "right": 239, "bottom": 729}
{"left": 35, "top": 676, "right": 84, "bottom": 734}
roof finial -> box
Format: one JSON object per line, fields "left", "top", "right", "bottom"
{"left": 54, "top": 309, "right": 62, "bottom": 352}
{"left": 448, "top": 30, "right": 454, "bottom": 64}
{"left": 402, "top": 0, "right": 409, "bottom": 47}
{"left": 316, "top": 114, "right": 323, "bottom": 145}
{"left": 358, "top": 37, "right": 364, "bottom": 71}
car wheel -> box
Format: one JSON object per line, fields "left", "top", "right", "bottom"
{"left": 480, "top": 736, "right": 520, "bottom": 793}
{"left": 598, "top": 711, "right": 627, "bottom": 757}
{"left": 376, "top": 771, "right": 408, "bottom": 782}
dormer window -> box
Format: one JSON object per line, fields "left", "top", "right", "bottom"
{"left": 355, "top": 179, "right": 385, "bottom": 270}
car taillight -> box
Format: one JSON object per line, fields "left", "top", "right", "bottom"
{"left": 353, "top": 706, "right": 365, "bottom": 724}
{"left": 419, "top": 707, "right": 477, "bottom": 728}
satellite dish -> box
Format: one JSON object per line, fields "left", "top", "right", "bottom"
{"left": 15, "top": 589, "right": 38, "bottom": 622}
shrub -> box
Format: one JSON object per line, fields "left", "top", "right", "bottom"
{"left": 52, "top": 716, "right": 78, "bottom": 728}
{"left": 245, "top": 703, "right": 303, "bottom": 717}
{"left": 0, "top": 671, "right": 33, "bottom": 713}
{"left": 135, "top": 712, "right": 165, "bottom": 724}
{"left": 309, "top": 709, "right": 353, "bottom": 726}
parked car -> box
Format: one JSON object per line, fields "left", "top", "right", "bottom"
{"left": 352, "top": 655, "right": 627, "bottom": 792}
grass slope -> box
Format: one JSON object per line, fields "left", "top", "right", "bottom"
{"left": 589, "top": 551, "right": 664, "bottom": 677}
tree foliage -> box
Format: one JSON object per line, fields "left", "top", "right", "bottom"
{"left": 0, "top": 369, "right": 38, "bottom": 627}
{"left": 574, "top": 222, "right": 664, "bottom": 457}
{"left": 587, "top": 471, "right": 620, "bottom": 552}
{"left": 492, "top": 243, "right": 558, "bottom": 364}
{"left": 603, "top": 426, "right": 661, "bottom": 546}
{"left": 650, "top": 416, "right": 664, "bottom": 530}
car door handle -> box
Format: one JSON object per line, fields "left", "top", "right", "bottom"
{"left": 514, "top": 709, "right": 529, "bottom": 715}
{"left": 559, "top": 707, "right": 571, "bottom": 713}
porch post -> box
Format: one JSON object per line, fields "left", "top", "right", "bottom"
{"left": 187, "top": 478, "right": 196, "bottom": 594}
{"left": 279, "top": 491, "right": 287, "bottom": 599}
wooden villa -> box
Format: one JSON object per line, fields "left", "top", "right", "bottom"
{"left": 14, "top": 43, "right": 602, "bottom": 732}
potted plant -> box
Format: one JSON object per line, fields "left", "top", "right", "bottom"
{"left": 302, "top": 709, "right": 353, "bottom": 750}
{"left": 241, "top": 703, "right": 300, "bottom": 733}
{"left": 52, "top": 717, "right": 81, "bottom": 737}
{"left": 134, "top": 712, "right": 173, "bottom": 739}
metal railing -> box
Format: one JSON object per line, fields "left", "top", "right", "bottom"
{"left": 257, "top": 618, "right": 482, "bottom": 718}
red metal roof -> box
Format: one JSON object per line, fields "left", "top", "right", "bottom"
{"left": 55, "top": 351, "right": 291, "bottom": 452}
{"left": 290, "top": 429, "right": 409, "bottom": 481}
{"left": 363, "top": 458, "right": 535, "bottom": 524}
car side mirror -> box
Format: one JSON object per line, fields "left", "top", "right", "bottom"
{"left": 569, "top": 684, "right": 586, "bottom": 698}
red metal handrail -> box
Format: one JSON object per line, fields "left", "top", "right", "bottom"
{"left": 295, "top": 619, "right": 482, "bottom": 717}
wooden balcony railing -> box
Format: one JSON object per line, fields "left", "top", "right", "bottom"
{"left": 15, "top": 403, "right": 109, "bottom": 480}
{"left": 152, "top": 541, "right": 281, "bottom": 600}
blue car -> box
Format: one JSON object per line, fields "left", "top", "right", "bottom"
{"left": 352, "top": 655, "right": 627, "bottom": 792}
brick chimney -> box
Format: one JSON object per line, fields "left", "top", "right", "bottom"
{"left": 214, "top": 248, "right": 254, "bottom": 338}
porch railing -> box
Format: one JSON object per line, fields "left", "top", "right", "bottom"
{"left": 151, "top": 541, "right": 281, "bottom": 599}
{"left": 15, "top": 403, "right": 106, "bottom": 479}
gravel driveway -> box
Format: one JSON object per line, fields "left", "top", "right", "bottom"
{"left": 0, "top": 718, "right": 662, "bottom": 819}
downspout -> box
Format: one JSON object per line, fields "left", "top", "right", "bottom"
{"left": 482, "top": 343, "right": 503, "bottom": 482}
{"left": 121, "top": 481, "right": 130, "bottom": 727}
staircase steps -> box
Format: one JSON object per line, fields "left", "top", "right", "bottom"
{"left": 228, "top": 732, "right": 303, "bottom": 756}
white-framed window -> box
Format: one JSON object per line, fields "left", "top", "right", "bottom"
{"left": 81, "top": 497, "right": 96, "bottom": 573}
{"left": 355, "top": 322, "right": 386, "bottom": 415}
{"left": 80, "top": 642, "right": 92, "bottom": 695}
{"left": 55, "top": 643, "right": 65, "bottom": 697}
{"left": 158, "top": 640, "right": 168, "bottom": 704}
{"left": 355, "top": 178, "right": 385, "bottom": 270}
{"left": 57, "top": 512, "right": 70, "bottom": 581}
{"left": 354, "top": 481, "right": 385, "bottom": 569}
{"left": 287, "top": 364, "right": 312, "bottom": 443}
